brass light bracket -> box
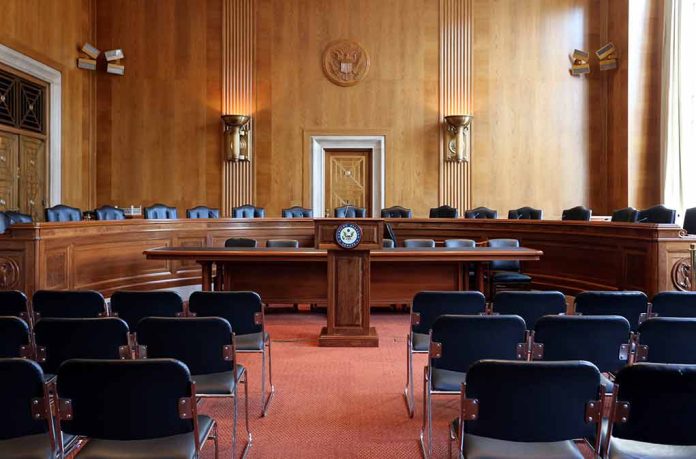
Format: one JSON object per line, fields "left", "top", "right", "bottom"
{"left": 222, "top": 115, "right": 251, "bottom": 162}
{"left": 444, "top": 115, "right": 473, "bottom": 163}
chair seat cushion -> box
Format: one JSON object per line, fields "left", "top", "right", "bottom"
{"left": 493, "top": 272, "right": 532, "bottom": 283}
{"left": 0, "top": 432, "right": 55, "bottom": 459}
{"left": 412, "top": 332, "right": 429, "bottom": 352}
{"left": 75, "top": 415, "right": 214, "bottom": 459}
{"left": 193, "top": 366, "right": 245, "bottom": 395}
{"left": 234, "top": 332, "right": 268, "bottom": 351}
{"left": 431, "top": 367, "right": 466, "bottom": 392}
{"left": 463, "top": 433, "right": 584, "bottom": 459}
{"left": 609, "top": 438, "right": 696, "bottom": 459}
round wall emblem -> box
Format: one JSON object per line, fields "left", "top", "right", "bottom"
{"left": 335, "top": 222, "right": 362, "bottom": 249}
{"left": 322, "top": 39, "right": 370, "bottom": 87}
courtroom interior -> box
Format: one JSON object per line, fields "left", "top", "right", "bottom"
{"left": 1, "top": 0, "right": 696, "bottom": 458}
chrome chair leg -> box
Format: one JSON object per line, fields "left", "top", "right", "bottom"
{"left": 213, "top": 421, "right": 219, "bottom": 459}
{"left": 241, "top": 371, "right": 253, "bottom": 459}
{"left": 403, "top": 335, "right": 415, "bottom": 417}
{"left": 232, "top": 384, "right": 238, "bottom": 459}
{"left": 262, "top": 337, "right": 275, "bottom": 417}
{"left": 419, "top": 366, "right": 431, "bottom": 459}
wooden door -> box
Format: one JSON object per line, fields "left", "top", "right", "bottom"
{"left": 18, "top": 136, "right": 46, "bottom": 221}
{"left": 0, "top": 132, "right": 18, "bottom": 211}
{"left": 325, "top": 149, "right": 372, "bottom": 217}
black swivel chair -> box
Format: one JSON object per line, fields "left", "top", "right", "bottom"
{"left": 56, "top": 359, "right": 218, "bottom": 458}
{"left": 381, "top": 206, "right": 413, "bottom": 218}
{"left": 5, "top": 210, "right": 33, "bottom": 224}
{"left": 684, "top": 207, "right": 696, "bottom": 235}
{"left": 611, "top": 207, "right": 639, "bottom": 222}
{"left": 429, "top": 205, "right": 458, "bottom": 218}
{"left": 404, "top": 239, "right": 436, "bottom": 248}
{"left": 491, "top": 291, "right": 566, "bottom": 329}
{"left": 651, "top": 291, "right": 696, "bottom": 318}
{"left": 508, "top": 207, "right": 543, "bottom": 220}
{"left": 0, "top": 316, "right": 32, "bottom": 358}
{"left": 266, "top": 239, "right": 299, "bottom": 248}
{"left": 574, "top": 291, "right": 648, "bottom": 332}
{"left": 334, "top": 205, "right": 367, "bottom": 218}
{"left": 0, "top": 290, "right": 30, "bottom": 321}
{"left": 225, "top": 238, "right": 258, "bottom": 248}
{"left": 45, "top": 205, "right": 82, "bottom": 222}
{"left": 562, "top": 206, "right": 592, "bottom": 221}
{"left": 32, "top": 290, "right": 106, "bottom": 321}
{"left": 93, "top": 205, "right": 125, "bottom": 221}
{"left": 487, "top": 239, "right": 532, "bottom": 295}
{"left": 186, "top": 206, "right": 220, "bottom": 219}
{"left": 281, "top": 206, "right": 313, "bottom": 218}
{"left": 464, "top": 207, "right": 497, "bottom": 219}
{"left": 233, "top": 204, "right": 265, "bottom": 218}
{"left": 634, "top": 318, "right": 696, "bottom": 364}
{"left": 636, "top": 205, "right": 677, "bottom": 224}
{"left": 144, "top": 203, "right": 178, "bottom": 219}
{"left": 109, "top": 291, "right": 184, "bottom": 330}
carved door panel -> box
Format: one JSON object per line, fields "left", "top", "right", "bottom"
{"left": 325, "top": 150, "right": 372, "bottom": 216}
{"left": 0, "top": 132, "right": 18, "bottom": 211}
{"left": 18, "top": 136, "right": 46, "bottom": 221}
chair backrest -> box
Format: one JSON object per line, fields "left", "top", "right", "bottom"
{"left": 144, "top": 203, "right": 178, "bottom": 219}
{"left": 0, "top": 316, "right": 31, "bottom": 358}
{"left": 561, "top": 206, "right": 592, "bottom": 221}
{"left": 492, "top": 291, "right": 566, "bottom": 329}
{"left": 5, "top": 210, "right": 33, "bottom": 224}
{"left": 612, "top": 363, "right": 696, "bottom": 445}
{"left": 266, "top": 239, "right": 299, "bottom": 248}
{"left": 429, "top": 205, "right": 458, "bottom": 218}
{"left": 382, "top": 238, "right": 395, "bottom": 248}
{"left": 281, "top": 206, "right": 313, "bottom": 218}
{"left": 404, "top": 239, "right": 435, "bottom": 248}
{"left": 232, "top": 204, "right": 265, "bottom": 218}
{"left": 94, "top": 205, "right": 125, "bottom": 221}
{"left": 334, "top": 205, "right": 367, "bottom": 218}
{"left": 45, "top": 204, "right": 82, "bottom": 222}
{"left": 487, "top": 238, "right": 521, "bottom": 271}
{"left": 636, "top": 318, "right": 696, "bottom": 364}
{"left": 186, "top": 206, "right": 220, "bottom": 219}
{"left": 189, "top": 291, "right": 263, "bottom": 336}
{"left": 611, "top": 207, "right": 639, "bottom": 222}
{"left": 651, "top": 291, "right": 696, "bottom": 318}
{"left": 508, "top": 207, "right": 543, "bottom": 220}
{"left": 684, "top": 207, "right": 696, "bottom": 235}
{"left": 0, "top": 290, "right": 29, "bottom": 319}
{"left": 224, "top": 237, "right": 258, "bottom": 248}
{"left": 34, "top": 318, "right": 130, "bottom": 374}
{"left": 411, "top": 291, "right": 486, "bottom": 335}
{"left": 136, "top": 317, "right": 234, "bottom": 375}
{"left": 574, "top": 291, "right": 648, "bottom": 331}
{"left": 534, "top": 315, "right": 630, "bottom": 372}
{"left": 464, "top": 207, "right": 497, "bottom": 219}
{"left": 381, "top": 206, "right": 412, "bottom": 218}
{"left": 384, "top": 222, "right": 398, "bottom": 246}
{"left": 464, "top": 360, "right": 601, "bottom": 443}
{"left": 444, "top": 239, "right": 476, "bottom": 248}
{"left": 0, "top": 211, "right": 9, "bottom": 233}
{"left": 636, "top": 204, "right": 677, "bottom": 224}
{"left": 0, "top": 359, "right": 50, "bottom": 441}
{"left": 57, "top": 359, "right": 195, "bottom": 440}
{"left": 110, "top": 291, "right": 184, "bottom": 330}
{"left": 32, "top": 290, "right": 106, "bottom": 319}
{"left": 430, "top": 315, "right": 526, "bottom": 373}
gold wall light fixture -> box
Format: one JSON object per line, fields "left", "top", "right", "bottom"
{"left": 77, "top": 43, "right": 100, "bottom": 71}
{"left": 596, "top": 42, "right": 618, "bottom": 71}
{"left": 444, "top": 115, "right": 473, "bottom": 163}
{"left": 221, "top": 115, "right": 251, "bottom": 162}
{"left": 105, "top": 49, "right": 126, "bottom": 75}
{"left": 569, "top": 49, "right": 590, "bottom": 76}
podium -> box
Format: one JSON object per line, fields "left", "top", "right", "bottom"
{"left": 315, "top": 219, "right": 383, "bottom": 347}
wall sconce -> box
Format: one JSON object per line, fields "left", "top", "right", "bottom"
{"left": 221, "top": 115, "right": 250, "bottom": 162}
{"left": 568, "top": 49, "right": 590, "bottom": 76}
{"left": 444, "top": 115, "right": 473, "bottom": 162}
{"left": 596, "top": 42, "right": 618, "bottom": 71}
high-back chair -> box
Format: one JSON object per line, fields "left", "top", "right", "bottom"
{"left": 684, "top": 207, "right": 696, "bottom": 235}
{"left": 651, "top": 291, "right": 696, "bottom": 318}
{"left": 225, "top": 238, "right": 258, "bottom": 248}
{"left": 5, "top": 210, "right": 32, "bottom": 224}
{"left": 464, "top": 207, "right": 497, "bottom": 219}
{"left": 32, "top": 290, "right": 106, "bottom": 321}
{"left": 0, "top": 359, "right": 57, "bottom": 458}
{"left": 492, "top": 291, "right": 566, "bottom": 329}
{"left": 420, "top": 315, "right": 527, "bottom": 457}
{"left": 334, "top": 205, "right": 367, "bottom": 218}
{"left": 636, "top": 204, "right": 677, "bottom": 224}
{"left": 574, "top": 291, "right": 648, "bottom": 332}
{"left": 403, "top": 291, "right": 486, "bottom": 417}
{"left": 45, "top": 204, "right": 82, "bottom": 222}
{"left": 605, "top": 363, "right": 696, "bottom": 458}
{"left": 562, "top": 206, "right": 592, "bottom": 221}
{"left": 487, "top": 239, "right": 532, "bottom": 294}
{"left": 0, "top": 211, "right": 9, "bottom": 233}
{"left": 508, "top": 207, "right": 543, "bottom": 220}
{"left": 381, "top": 206, "right": 412, "bottom": 218}
{"left": 281, "top": 206, "right": 313, "bottom": 218}
{"left": 0, "top": 316, "right": 32, "bottom": 358}
{"left": 382, "top": 239, "right": 395, "bottom": 248}
{"left": 93, "top": 205, "right": 126, "bottom": 220}
{"left": 188, "top": 291, "right": 274, "bottom": 417}
{"left": 186, "top": 206, "right": 220, "bottom": 219}
{"left": 232, "top": 204, "right": 265, "bottom": 218}
{"left": 611, "top": 207, "right": 639, "bottom": 222}
{"left": 0, "top": 290, "right": 30, "bottom": 321}
{"left": 144, "top": 203, "right": 178, "bottom": 219}
{"left": 135, "top": 317, "right": 251, "bottom": 456}
{"left": 266, "top": 239, "right": 299, "bottom": 248}
{"left": 429, "top": 205, "right": 458, "bottom": 218}
{"left": 56, "top": 359, "right": 218, "bottom": 458}
{"left": 109, "top": 291, "right": 184, "bottom": 330}
{"left": 634, "top": 318, "right": 696, "bottom": 364}
{"left": 404, "top": 239, "right": 436, "bottom": 248}
{"left": 455, "top": 360, "right": 603, "bottom": 459}
{"left": 444, "top": 239, "right": 476, "bottom": 248}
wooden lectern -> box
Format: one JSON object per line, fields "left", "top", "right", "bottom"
{"left": 315, "top": 219, "right": 383, "bottom": 347}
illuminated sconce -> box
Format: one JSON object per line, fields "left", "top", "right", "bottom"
{"left": 221, "top": 115, "right": 251, "bottom": 162}
{"left": 105, "top": 49, "right": 126, "bottom": 75}
{"left": 569, "top": 49, "right": 590, "bottom": 76}
{"left": 596, "top": 42, "right": 618, "bottom": 71}
{"left": 444, "top": 115, "right": 473, "bottom": 163}
{"left": 77, "top": 43, "right": 100, "bottom": 71}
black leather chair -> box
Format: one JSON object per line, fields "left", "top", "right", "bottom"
{"left": 189, "top": 291, "right": 274, "bottom": 417}
{"left": 0, "top": 316, "right": 32, "bottom": 358}
{"left": 651, "top": 291, "right": 696, "bottom": 318}
{"left": 636, "top": 204, "right": 677, "bottom": 224}
{"left": 634, "top": 318, "right": 696, "bottom": 364}
{"left": 384, "top": 222, "right": 398, "bottom": 247}
{"left": 32, "top": 290, "right": 106, "bottom": 320}
{"left": 266, "top": 239, "right": 299, "bottom": 248}
{"left": 0, "top": 359, "right": 58, "bottom": 458}
{"left": 605, "top": 363, "right": 696, "bottom": 458}
{"left": 225, "top": 238, "right": 258, "bottom": 248}
{"left": 429, "top": 205, "right": 458, "bottom": 218}
{"left": 232, "top": 204, "right": 265, "bottom": 218}
{"left": 491, "top": 291, "right": 566, "bottom": 329}
{"left": 508, "top": 206, "right": 543, "bottom": 220}
{"left": 144, "top": 203, "right": 178, "bottom": 219}
{"left": 383, "top": 239, "right": 395, "bottom": 248}
{"left": 574, "top": 291, "right": 648, "bottom": 332}
{"left": 454, "top": 360, "right": 603, "bottom": 459}
{"left": 136, "top": 317, "right": 251, "bottom": 456}
{"left": 334, "top": 205, "right": 367, "bottom": 218}
{"left": 421, "top": 315, "right": 526, "bottom": 457}
{"left": 444, "top": 239, "right": 476, "bottom": 248}
{"left": 5, "top": 210, "right": 32, "bottom": 224}
{"left": 45, "top": 205, "right": 82, "bottom": 222}
{"left": 404, "top": 239, "right": 436, "bottom": 248}
{"left": 109, "top": 291, "right": 184, "bottom": 330}
{"left": 684, "top": 207, "right": 696, "bottom": 235}
{"left": 186, "top": 206, "right": 220, "bottom": 219}
{"left": 56, "top": 359, "right": 218, "bottom": 458}
{"left": 562, "top": 205, "right": 592, "bottom": 221}
{"left": 611, "top": 207, "right": 639, "bottom": 222}
{"left": 464, "top": 207, "right": 497, "bottom": 219}
{"left": 94, "top": 205, "right": 126, "bottom": 221}
{"left": 281, "top": 206, "right": 313, "bottom": 218}
{"left": 0, "top": 290, "right": 30, "bottom": 321}
{"left": 404, "top": 291, "right": 486, "bottom": 418}
{"left": 487, "top": 239, "right": 532, "bottom": 295}
{"left": 381, "top": 206, "right": 413, "bottom": 218}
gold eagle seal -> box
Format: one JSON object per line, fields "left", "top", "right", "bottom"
{"left": 322, "top": 39, "right": 370, "bottom": 87}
